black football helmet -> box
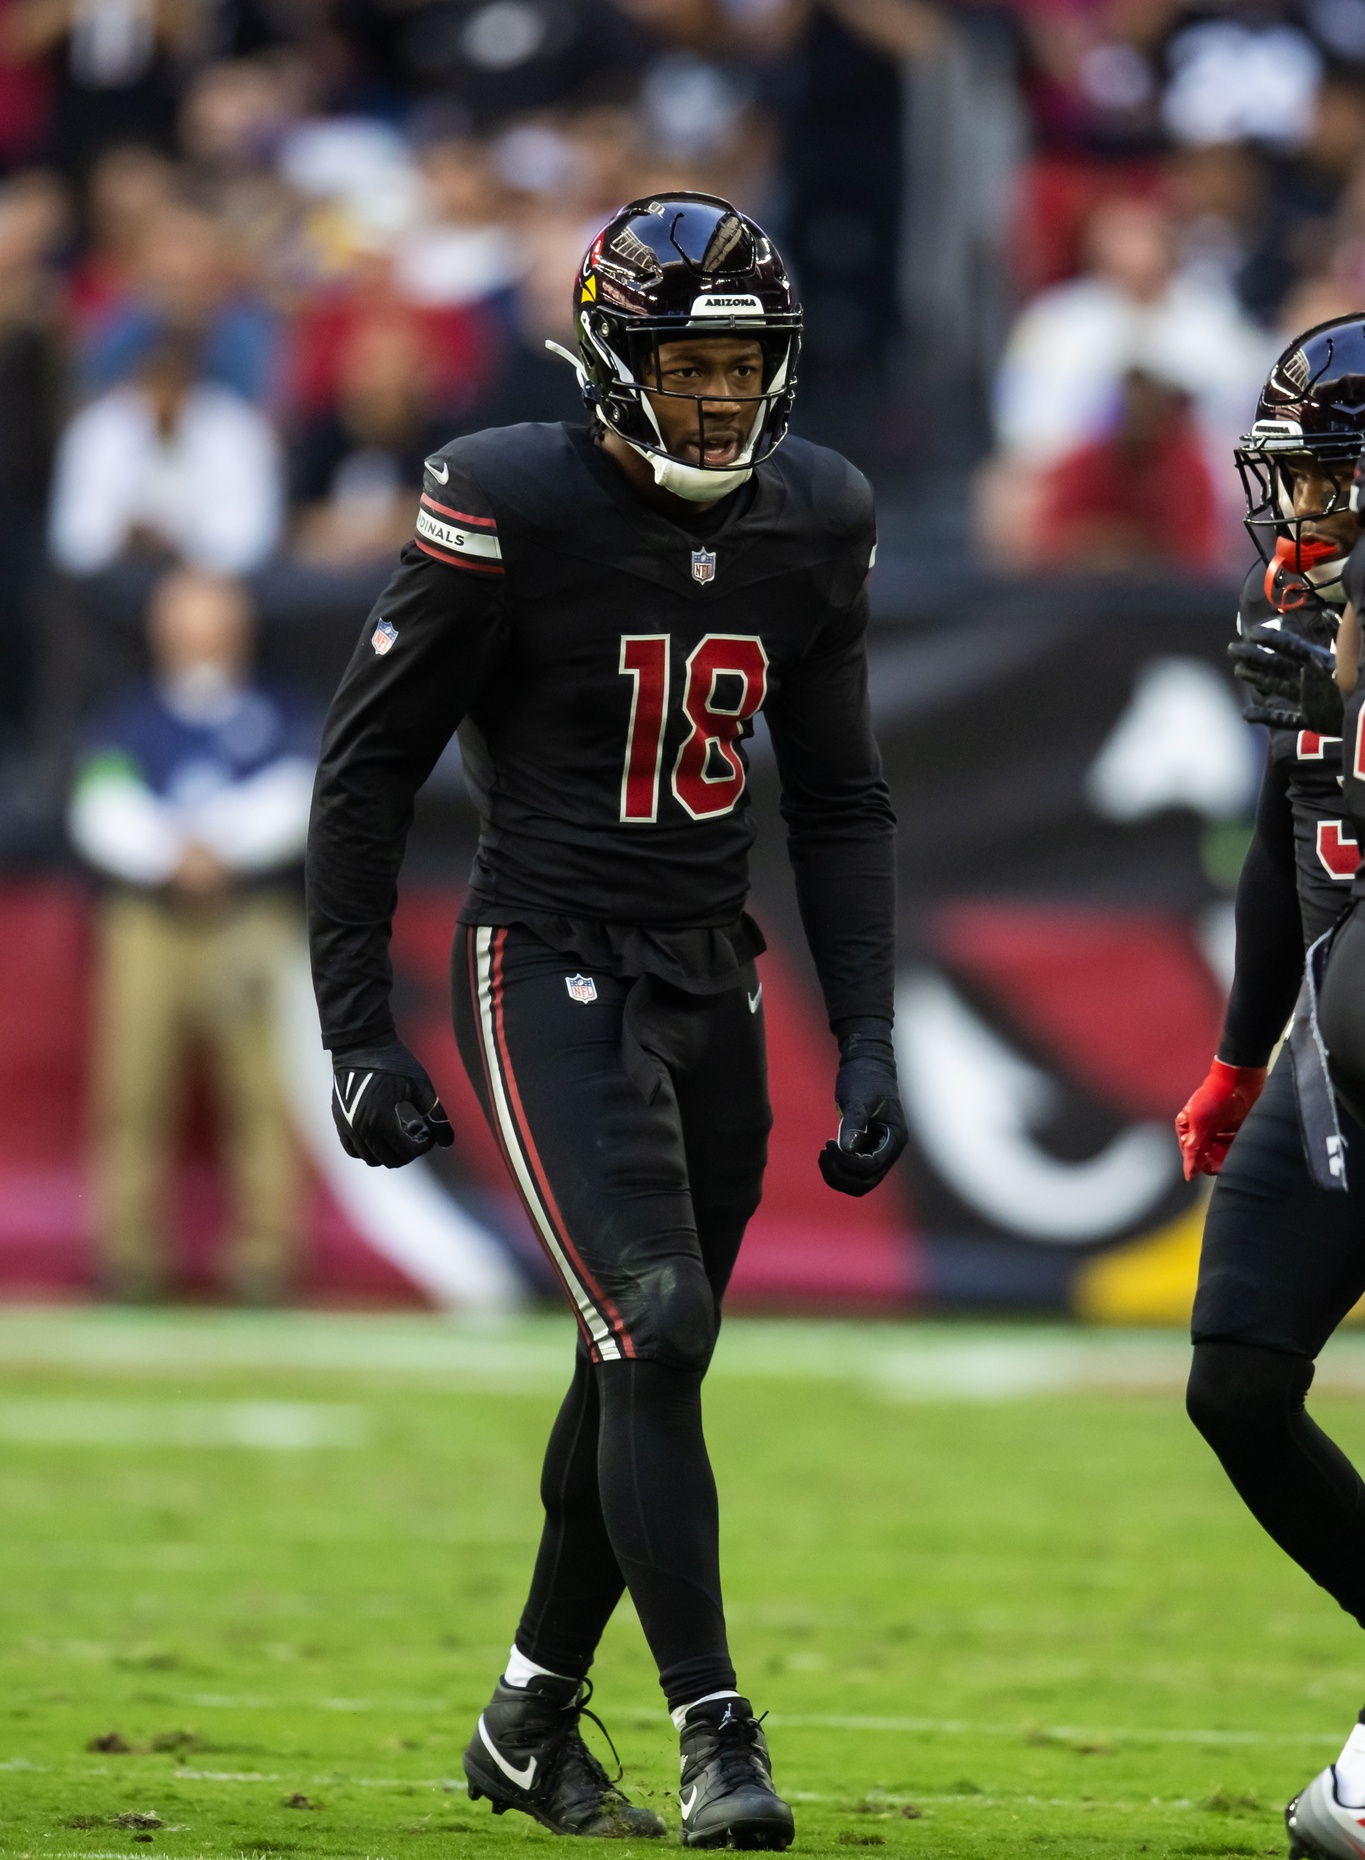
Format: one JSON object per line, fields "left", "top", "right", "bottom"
{"left": 1235, "top": 315, "right": 1365, "bottom": 578}
{"left": 555, "top": 193, "right": 801, "bottom": 501}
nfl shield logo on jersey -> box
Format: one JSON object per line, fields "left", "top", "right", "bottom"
{"left": 565, "top": 973, "right": 598, "bottom": 1004}
{"left": 691, "top": 548, "right": 716, "bottom": 584}
{"left": 371, "top": 618, "right": 398, "bottom": 655}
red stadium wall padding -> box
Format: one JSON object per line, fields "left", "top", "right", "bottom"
{"left": 0, "top": 880, "right": 922, "bottom": 1308}
{"left": 0, "top": 881, "right": 427, "bottom": 1303}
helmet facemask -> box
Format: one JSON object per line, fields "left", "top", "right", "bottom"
{"left": 1235, "top": 422, "right": 1360, "bottom": 601}
{"left": 580, "top": 314, "right": 800, "bottom": 501}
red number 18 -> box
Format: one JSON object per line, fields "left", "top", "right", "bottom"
{"left": 618, "top": 632, "right": 768, "bottom": 823}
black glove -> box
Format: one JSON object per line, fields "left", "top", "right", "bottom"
{"left": 1228, "top": 623, "right": 1343, "bottom": 734}
{"left": 818, "top": 1029, "right": 908, "bottom": 1198}
{"left": 330, "top": 1039, "right": 454, "bottom": 1168}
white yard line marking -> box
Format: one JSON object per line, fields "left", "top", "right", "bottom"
{"left": 0, "top": 1400, "right": 366, "bottom": 1448}
{"left": 2, "top": 1310, "right": 1365, "bottom": 1401}
{"left": 768, "top": 1714, "right": 1339, "bottom": 1746}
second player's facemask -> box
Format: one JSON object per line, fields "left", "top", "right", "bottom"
{"left": 1235, "top": 426, "right": 1358, "bottom": 606}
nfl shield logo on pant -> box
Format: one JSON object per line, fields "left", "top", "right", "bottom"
{"left": 691, "top": 548, "right": 716, "bottom": 584}
{"left": 565, "top": 973, "right": 598, "bottom": 1004}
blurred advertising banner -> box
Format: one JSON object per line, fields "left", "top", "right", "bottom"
{"left": 0, "top": 574, "right": 1262, "bottom": 1318}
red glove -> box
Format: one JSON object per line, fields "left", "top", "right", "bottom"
{"left": 1174, "top": 1060, "right": 1268, "bottom": 1180}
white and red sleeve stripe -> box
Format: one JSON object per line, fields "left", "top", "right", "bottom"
{"left": 414, "top": 494, "right": 504, "bottom": 576}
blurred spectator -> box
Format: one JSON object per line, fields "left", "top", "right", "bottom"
{"left": 3, "top": 0, "right": 202, "bottom": 176}
{"left": 180, "top": 53, "right": 306, "bottom": 178}
{"left": 993, "top": 195, "right": 1270, "bottom": 465}
{"left": 0, "top": 171, "right": 65, "bottom": 748}
{"left": 1030, "top": 366, "right": 1220, "bottom": 571}
{"left": 1229, "top": 74, "right": 1365, "bottom": 323}
{"left": 781, "top": 0, "right": 948, "bottom": 421}
{"left": 69, "top": 569, "right": 317, "bottom": 1304}
{"left": 291, "top": 318, "right": 445, "bottom": 563}
{"left": 461, "top": 200, "right": 594, "bottom": 428}
{"left": 0, "top": 0, "right": 53, "bottom": 164}
{"left": 1163, "top": 140, "right": 1266, "bottom": 303}
{"left": 1161, "top": 10, "right": 1323, "bottom": 151}
{"left": 48, "top": 330, "right": 284, "bottom": 575}
{"left": 286, "top": 250, "right": 501, "bottom": 428}
{"left": 394, "top": 134, "right": 523, "bottom": 307}
{"left": 983, "top": 195, "right": 1271, "bottom": 563}
{"left": 64, "top": 143, "right": 176, "bottom": 334}
{"left": 329, "top": 0, "right": 651, "bottom": 129}
{"left": 1007, "top": 0, "right": 1167, "bottom": 295}
{"left": 178, "top": 56, "right": 309, "bottom": 279}
{"left": 80, "top": 196, "right": 279, "bottom": 402}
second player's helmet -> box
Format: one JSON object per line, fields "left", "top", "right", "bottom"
{"left": 561, "top": 193, "right": 801, "bottom": 502}
{"left": 1236, "top": 315, "right": 1365, "bottom": 574}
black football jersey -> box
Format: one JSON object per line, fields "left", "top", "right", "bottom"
{"left": 1339, "top": 538, "right": 1365, "bottom": 905}
{"left": 307, "top": 421, "right": 895, "bottom": 1051}
{"left": 1238, "top": 562, "right": 1355, "bottom": 944}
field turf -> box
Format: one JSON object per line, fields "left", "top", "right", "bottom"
{"left": 3, "top": 1311, "right": 1365, "bottom": 1860}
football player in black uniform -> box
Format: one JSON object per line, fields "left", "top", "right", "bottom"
{"left": 1175, "top": 317, "right": 1365, "bottom": 1860}
{"left": 306, "top": 194, "right": 903, "bottom": 1849}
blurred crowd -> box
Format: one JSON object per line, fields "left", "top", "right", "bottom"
{"left": 1, "top": 0, "right": 1365, "bottom": 784}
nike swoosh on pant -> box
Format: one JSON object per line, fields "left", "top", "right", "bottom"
{"left": 478, "top": 1716, "right": 537, "bottom": 1788}
{"left": 680, "top": 1787, "right": 699, "bottom": 1819}
{"left": 747, "top": 987, "right": 762, "bottom": 1013}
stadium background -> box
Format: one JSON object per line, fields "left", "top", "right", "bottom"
{"left": 0, "top": 0, "right": 1358, "bottom": 1314}
{"left": 6, "top": 10, "right": 1365, "bottom": 1856}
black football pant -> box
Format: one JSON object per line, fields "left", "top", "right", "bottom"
{"left": 452, "top": 924, "right": 771, "bottom": 1709}
{"left": 1189, "top": 1053, "right": 1365, "bottom": 1626}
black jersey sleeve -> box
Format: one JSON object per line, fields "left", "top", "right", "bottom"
{"left": 307, "top": 520, "right": 509, "bottom": 1050}
{"left": 1345, "top": 684, "right": 1365, "bottom": 846}
{"left": 765, "top": 582, "right": 897, "bottom": 1034}
{"left": 1217, "top": 756, "right": 1305, "bottom": 1067}
{"left": 1343, "top": 534, "right": 1365, "bottom": 613}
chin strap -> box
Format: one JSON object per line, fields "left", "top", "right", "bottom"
{"left": 548, "top": 338, "right": 758, "bottom": 503}
{"left": 637, "top": 441, "right": 753, "bottom": 502}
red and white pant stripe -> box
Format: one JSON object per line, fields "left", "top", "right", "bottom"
{"left": 470, "top": 926, "right": 632, "bottom": 1361}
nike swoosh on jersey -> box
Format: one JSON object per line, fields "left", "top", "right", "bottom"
{"left": 426, "top": 458, "right": 449, "bottom": 483}
{"left": 334, "top": 1071, "right": 374, "bottom": 1126}
{"left": 680, "top": 1787, "right": 699, "bottom": 1819}
{"left": 478, "top": 1716, "right": 536, "bottom": 1788}
{"left": 747, "top": 986, "right": 762, "bottom": 1013}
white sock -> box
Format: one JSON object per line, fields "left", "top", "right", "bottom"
{"left": 670, "top": 1688, "right": 742, "bottom": 1731}
{"left": 1336, "top": 1721, "right": 1365, "bottom": 1805}
{"left": 503, "top": 1644, "right": 574, "bottom": 1689}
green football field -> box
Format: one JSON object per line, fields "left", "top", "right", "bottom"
{"left": 6, "top": 1310, "right": 1365, "bottom": 1860}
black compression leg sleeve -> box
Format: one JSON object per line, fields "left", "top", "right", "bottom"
{"left": 1187, "top": 1341, "right": 1365, "bottom": 1624}
{"left": 595, "top": 1358, "right": 736, "bottom": 1712}
{"left": 515, "top": 1351, "right": 627, "bottom": 1678}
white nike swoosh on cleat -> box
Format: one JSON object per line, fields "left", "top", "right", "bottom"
{"left": 747, "top": 987, "right": 762, "bottom": 1013}
{"left": 478, "top": 1716, "right": 536, "bottom": 1788}
{"left": 680, "top": 1787, "right": 699, "bottom": 1819}
{"left": 426, "top": 459, "right": 449, "bottom": 483}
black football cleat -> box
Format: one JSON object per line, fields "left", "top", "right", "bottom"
{"left": 464, "top": 1674, "right": 665, "bottom": 1838}
{"left": 678, "top": 1696, "right": 794, "bottom": 1849}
